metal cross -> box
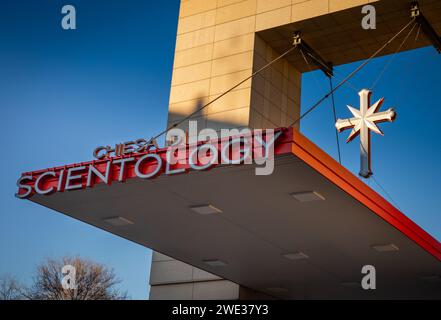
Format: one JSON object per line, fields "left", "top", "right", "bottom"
{"left": 335, "top": 89, "right": 396, "bottom": 178}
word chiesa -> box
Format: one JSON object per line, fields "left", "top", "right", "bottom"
{"left": 16, "top": 128, "right": 282, "bottom": 199}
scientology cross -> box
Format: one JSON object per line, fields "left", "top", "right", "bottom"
{"left": 335, "top": 89, "right": 396, "bottom": 178}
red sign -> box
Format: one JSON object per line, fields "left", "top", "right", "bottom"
{"left": 16, "top": 128, "right": 291, "bottom": 199}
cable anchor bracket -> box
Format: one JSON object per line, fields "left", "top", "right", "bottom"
{"left": 411, "top": 1, "right": 441, "bottom": 54}
{"left": 293, "top": 31, "right": 334, "bottom": 77}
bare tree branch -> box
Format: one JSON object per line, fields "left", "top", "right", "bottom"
{"left": 26, "top": 256, "right": 127, "bottom": 300}
{"left": 0, "top": 274, "right": 25, "bottom": 300}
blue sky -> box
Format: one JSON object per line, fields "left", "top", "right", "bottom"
{"left": 0, "top": 1, "right": 439, "bottom": 299}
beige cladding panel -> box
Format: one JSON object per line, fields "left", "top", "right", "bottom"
{"left": 209, "top": 69, "right": 252, "bottom": 96}
{"left": 257, "top": 0, "right": 292, "bottom": 14}
{"left": 256, "top": 6, "right": 291, "bottom": 32}
{"left": 171, "top": 61, "right": 212, "bottom": 86}
{"left": 169, "top": 79, "right": 210, "bottom": 105}
{"left": 329, "top": 0, "right": 370, "bottom": 13}
{"left": 179, "top": 0, "right": 217, "bottom": 18}
{"left": 215, "top": 0, "right": 257, "bottom": 24}
{"left": 211, "top": 51, "right": 254, "bottom": 77}
{"left": 291, "top": 0, "right": 329, "bottom": 22}
{"left": 174, "top": 44, "right": 213, "bottom": 68}
{"left": 206, "top": 107, "right": 251, "bottom": 131}
{"left": 175, "top": 26, "right": 215, "bottom": 51}
{"left": 177, "top": 10, "right": 217, "bottom": 35}
{"left": 208, "top": 88, "right": 252, "bottom": 114}
{"left": 213, "top": 33, "right": 255, "bottom": 59}
{"left": 150, "top": 283, "right": 194, "bottom": 300}
{"left": 150, "top": 280, "right": 240, "bottom": 300}
{"left": 214, "top": 16, "right": 256, "bottom": 42}
{"left": 168, "top": 0, "right": 311, "bottom": 129}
